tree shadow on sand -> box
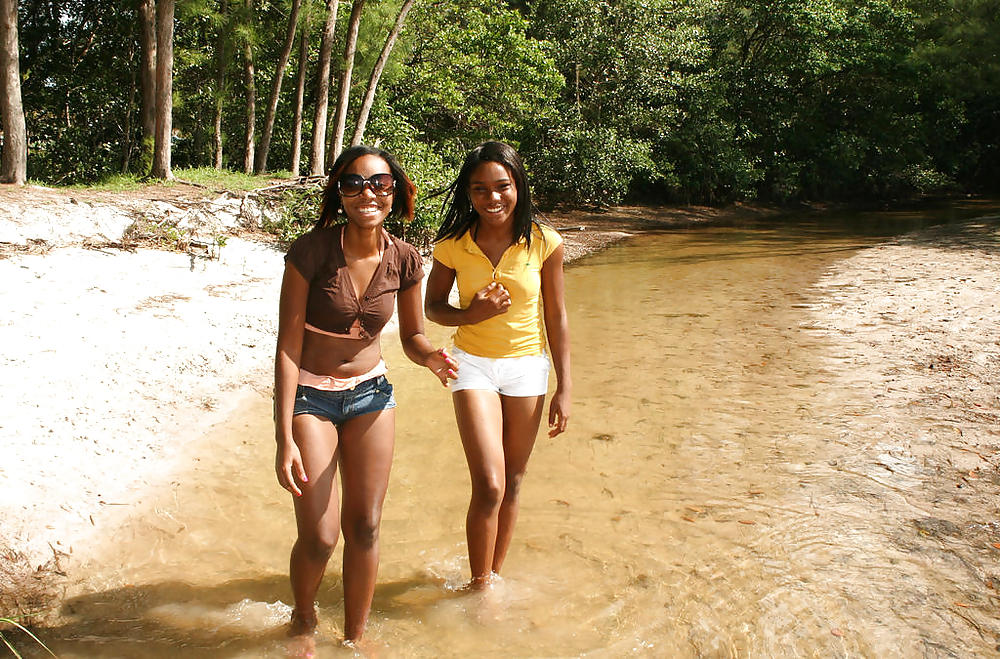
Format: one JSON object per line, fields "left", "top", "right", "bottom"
{"left": 899, "top": 216, "right": 1000, "bottom": 253}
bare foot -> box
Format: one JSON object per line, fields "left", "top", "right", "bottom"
{"left": 287, "top": 608, "right": 317, "bottom": 637}
{"left": 285, "top": 632, "right": 316, "bottom": 658}
{"left": 461, "top": 571, "right": 499, "bottom": 592}
{"left": 343, "top": 636, "right": 386, "bottom": 658}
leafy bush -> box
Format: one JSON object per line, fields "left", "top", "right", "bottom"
{"left": 523, "top": 124, "right": 658, "bottom": 206}
{"left": 364, "top": 103, "right": 457, "bottom": 250}
{"left": 261, "top": 186, "right": 324, "bottom": 243}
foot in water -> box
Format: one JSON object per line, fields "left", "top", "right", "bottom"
{"left": 343, "top": 636, "right": 387, "bottom": 658}
{"left": 287, "top": 608, "right": 317, "bottom": 636}
{"left": 462, "top": 571, "right": 500, "bottom": 592}
{"left": 285, "top": 610, "right": 318, "bottom": 658}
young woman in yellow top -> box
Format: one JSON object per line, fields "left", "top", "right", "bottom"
{"left": 425, "top": 141, "right": 571, "bottom": 588}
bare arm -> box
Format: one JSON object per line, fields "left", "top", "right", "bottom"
{"left": 274, "top": 263, "right": 310, "bottom": 496}
{"left": 541, "top": 244, "right": 571, "bottom": 437}
{"left": 424, "top": 258, "right": 510, "bottom": 326}
{"left": 397, "top": 281, "right": 457, "bottom": 386}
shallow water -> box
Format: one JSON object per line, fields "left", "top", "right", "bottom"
{"left": 37, "top": 208, "right": 1000, "bottom": 657}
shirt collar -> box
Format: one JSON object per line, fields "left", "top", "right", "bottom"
{"left": 338, "top": 223, "right": 395, "bottom": 253}
{"left": 458, "top": 227, "right": 529, "bottom": 254}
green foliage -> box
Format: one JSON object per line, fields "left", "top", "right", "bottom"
{"left": 705, "top": 0, "right": 926, "bottom": 200}
{"left": 362, "top": 101, "right": 457, "bottom": 249}
{"left": 523, "top": 124, "right": 660, "bottom": 206}
{"left": 386, "top": 0, "right": 564, "bottom": 147}
{"left": 12, "top": 0, "right": 1000, "bottom": 203}
{"left": 18, "top": 0, "right": 141, "bottom": 183}
{"left": 907, "top": 0, "right": 1000, "bottom": 192}
{"left": 262, "top": 187, "right": 324, "bottom": 242}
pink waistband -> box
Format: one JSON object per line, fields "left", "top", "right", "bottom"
{"left": 297, "top": 360, "right": 388, "bottom": 391}
{"left": 305, "top": 320, "right": 364, "bottom": 339}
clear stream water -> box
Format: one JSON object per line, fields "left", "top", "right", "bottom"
{"left": 32, "top": 205, "right": 1000, "bottom": 657}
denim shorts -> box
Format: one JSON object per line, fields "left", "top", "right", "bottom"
{"left": 450, "top": 347, "right": 550, "bottom": 397}
{"left": 293, "top": 375, "right": 396, "bottom": 424}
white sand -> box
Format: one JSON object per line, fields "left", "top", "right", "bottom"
{"left": 0, "top": 237, "right": 285, "bottom": 565}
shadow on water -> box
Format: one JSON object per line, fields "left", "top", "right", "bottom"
{"left": 612, "top": 208, "right": 1000, "bottom": 268}
{"left": 36, "top": 572, "right": 468, "bottom": 658}
{"left": 44, "top": 576, "right": 291, "bottom": 658}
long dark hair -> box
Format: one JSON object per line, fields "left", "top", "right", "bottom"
{"left": 434, "top": 141, "right": 538, "bottom": 247}
{"left": 316, "top": 145, "right": 416, "bottom": 229}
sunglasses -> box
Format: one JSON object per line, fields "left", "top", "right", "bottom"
{"left": 337, "top": 173, "right": 396, "bottom": 197}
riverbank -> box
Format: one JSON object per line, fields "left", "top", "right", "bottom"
{"left": 806, "top": 218, "right": 1000, "bottom": 640}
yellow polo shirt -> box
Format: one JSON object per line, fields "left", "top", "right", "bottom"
{"left": 432, "top": 224, "right": 563, "bottom": 358}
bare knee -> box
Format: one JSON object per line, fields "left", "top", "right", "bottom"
{"left": 470, "top": 473, "right": 505, "bottom": 511}
{"left": 503, "top": 470, "right": 527, "bottom": 501}
{"left": 343, "top": 513, "right": 381, "bottom": 550}
{"left": 296, "top": 531, "right": 338, "bottom": 563}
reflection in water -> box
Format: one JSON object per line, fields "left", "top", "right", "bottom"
{"left": 40, "top": 213, "right": 998, "bottom": 657}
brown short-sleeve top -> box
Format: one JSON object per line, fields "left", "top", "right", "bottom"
{"left": 285, "top": 225, "right": 424, "bottom": 340}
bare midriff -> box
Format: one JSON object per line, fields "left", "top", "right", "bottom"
{"left": 300, "top": 328, "right": 383, "bottom": 379}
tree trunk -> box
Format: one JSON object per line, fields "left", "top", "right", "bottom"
{"left": 213, "top": 0, "right": 228, "bottom": 170}
{"left": 121, "top": 42, "right": 137, "bottom": 173}
{"left": 290, "top": 12, "right": 310, "bottom": 176}
{"left": 150, "top": 0, "right": 174, "bottom": 180}
{"left": 309, "top": 0, "right": 338, "bottom": 176}
{"left": 242, "top": 0, "right": 256, "bottom": 174}
{"left": 329, "top": 0, "right": 363, "bottom": 166}
{"left": 351, "top": 0, "right": 414, "bottom": 147}
{"left": 138, "top": 0, "right": 156, "bottom": 171}
{"left": 253, "top": 0, "right": 302, "bottom": 173}
{"left": 0, "top": 0, "right": 26, "bottom": 184}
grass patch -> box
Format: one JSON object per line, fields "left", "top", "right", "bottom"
{"left": 1, "top": 541, "right": 62, "bottom": 657}
{"left": 173, "top": 167, "right": 297, "bottom": 191}
{"left": 0, "top": 616, "right": 56, "bottom": 658}
{"left": 60, "top": 173, "right": 146, "bottom": 192}
{"left": 50, "top": 167, "right": 298, "bottom": 193}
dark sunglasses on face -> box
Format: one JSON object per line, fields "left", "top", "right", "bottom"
{"left": 337, "top": 173, "right": 396, "bottom": 197}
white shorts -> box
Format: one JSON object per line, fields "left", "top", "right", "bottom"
{"left": 450, "top": 347, "right": 551, "bottom": 397}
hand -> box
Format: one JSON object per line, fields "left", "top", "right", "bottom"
{"left": 275, "top": 438, "right": 308, "bottom": 497}
{"left": 547, "top": 389, "right": 570, "bottom": 437}
{"left": 466, "top": 281, "right": 511, "bottom": 323}
{"left": 426, "top": 347, "right": 458, "bottom": 386}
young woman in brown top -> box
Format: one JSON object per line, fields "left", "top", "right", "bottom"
{"left": 274, "top": 145, "right": 456, "bottom": 644}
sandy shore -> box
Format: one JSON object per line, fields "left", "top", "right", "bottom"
{"left": 806, "top": 219, "right": 1000, "bottom": 606}
{"left": 0, "top": 239, "right": 284, "bottom": 564}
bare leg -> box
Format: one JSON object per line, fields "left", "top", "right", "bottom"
{"left": 492, "top": 394, "right": 545, "bottom": 574}
{"left": 338, "top": 408, "right": 395, "bottom": 642}
{"left": 288, "top": 414, "right": 341, "bottom": 635}
{"left": 453, "top": 390, "right": 505, "bottom": 585}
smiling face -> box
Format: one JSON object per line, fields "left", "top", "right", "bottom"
{"left": 339, "top": 154, "right": 395, "bottom": 229}
{"left": 468, "top": 160, "right": 518, "bottom": 230}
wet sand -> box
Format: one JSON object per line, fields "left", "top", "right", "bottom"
{"left": 806, "top": 220, "right": 1000, "bottom": 642}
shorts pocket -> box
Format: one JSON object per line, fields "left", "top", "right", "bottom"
{"left": 375, "top": 377, "right": 394, "bottom": 398}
